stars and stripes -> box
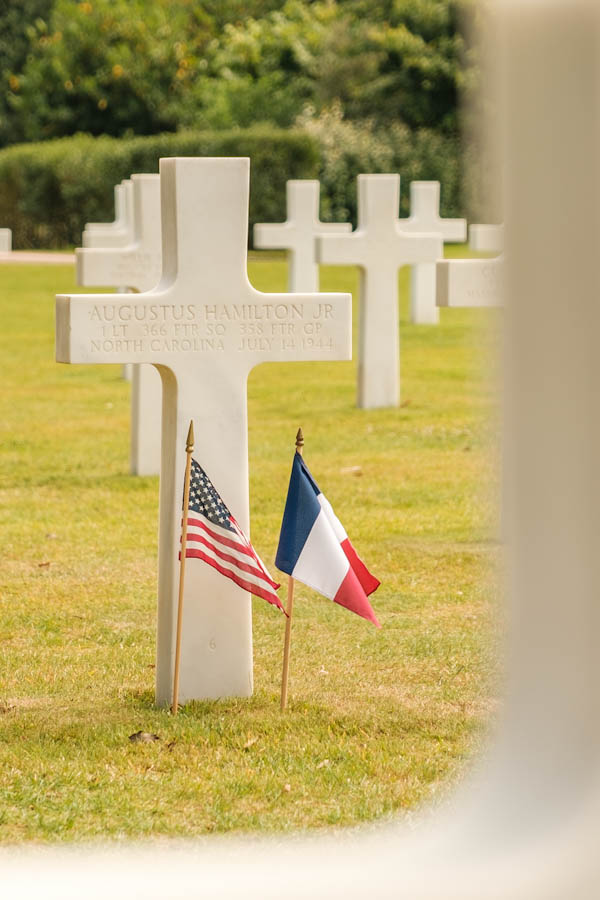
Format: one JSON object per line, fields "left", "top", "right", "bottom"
{"left": 183, "top": 459, "right": 284, "bottom": 612}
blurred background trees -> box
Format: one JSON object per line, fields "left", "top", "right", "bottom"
{"left": 1, "top": 0, "right": 476, "bottom": 145}
{"left": 0, "top": 0, "right": 484, "bottom": 246}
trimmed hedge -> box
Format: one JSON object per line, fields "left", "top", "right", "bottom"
{"left": 0, "top": 122, "right": 466, "bottom": 249}
{"left": 0, "top": 128, "right": 320, "bottom": 248}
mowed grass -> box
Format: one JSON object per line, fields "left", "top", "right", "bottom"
{"left": 0, "top": 249, "right": 502, "bottom": 843}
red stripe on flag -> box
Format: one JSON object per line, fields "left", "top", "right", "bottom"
{"left": 340, "top": 538, "right": 380, "bottom": 596}
{"left": 186, "top": 532, "right": 280, "bottom": 587}
{"left": 185, "top": 548, "right": 286, "bottom": 613}
{"left": 187, "top": 515, "right": 280, "bottom": 589}
{"left": 186, "top": 517, "right": 256, "bottom": 559}
{"left": 333, "top": 566, "right": 380, "bottom": 627}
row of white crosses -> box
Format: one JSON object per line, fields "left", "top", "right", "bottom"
{"left": 86, "top": 172, "right": 501, "bottom": 419}
{"left": 317, "top": 175, "right": 443, "bottom": 408}
{"left": 70, "top": 164, "right": 501, "bottom": 704}
{"left": 254, "top": 176, "right": 476, "bottom": 408}
{"left": 83, "top": 180, "right": 134, "bottom": 383}
{"left": 401, "top": 181, "right": 467, "bottom": 324}
{"left": 78, "top": 171, "right": 503, "bottom": 493}
{"left": 254, "top": 177, "right": 467, "bottom": 325}
{"left": 82, "top": 179, "right": 136, "bottom": 383}
{"left": 58, "top": 157, "right": 352, "bottom": 705}
{"left": 77, "top": 174, "right": 163, "bottom": 475}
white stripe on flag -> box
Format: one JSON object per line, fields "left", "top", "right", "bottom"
{"left": 187, "top": 521, "right": 260, "bottom": 569}
{"left": 317, "top": 492, "right": 348, "bottom": 542}
{"left": 186, "top": 514, "right": 244, "bottom": 547}
{"left": 188, "top": 540, "right": 279, "bottom": 597}
{"left": 292, "top": 508, "right": 349, "bottom": 600}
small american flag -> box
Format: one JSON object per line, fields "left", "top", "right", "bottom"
{"left": 183, "top": 459, "right": 284, "bottom": 612}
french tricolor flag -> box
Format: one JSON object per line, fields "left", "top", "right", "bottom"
{"left": 275, "top": 452, "right": 381, "bottom": 627}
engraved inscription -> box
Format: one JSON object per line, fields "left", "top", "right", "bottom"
{"left": 85, "top": 300, "right": 339, "bottom": 356}
{"left": 464, "top": 264, "right": 500, "bottom": 306}
{"left": 451, "top": 262, "right": 502, "bottom": 307}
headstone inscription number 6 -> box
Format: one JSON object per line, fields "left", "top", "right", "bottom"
{"left": 56, "top": 157, "right": 352, "bottom": 705}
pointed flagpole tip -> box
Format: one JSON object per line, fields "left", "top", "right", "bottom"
{"left": 295, "top": 428, "right": 304, "bottom": 456}
{"left": 186, "top": 420, "right": 195, "bottom": 453}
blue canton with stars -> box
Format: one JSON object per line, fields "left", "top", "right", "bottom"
{"left": 186, "top": 459, "right": 233, "bottom": 531}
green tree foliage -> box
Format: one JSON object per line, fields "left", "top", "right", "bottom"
{"left": 2, "top": 0, "right": 475, "bottom": 145}
{"left": 298, "top": 104, "right": 462, "bottom": 223}
{"left": 181, "top": 0, "right": 470, "bottom": 133}
{"left": 0, "top": 0, "right": 55, "bottom": 145}
{"left": 0, "top": 0, "right": 479, "bottom": 230}
{"left": 5, "top": 0, "right": 214, "bottom": 141}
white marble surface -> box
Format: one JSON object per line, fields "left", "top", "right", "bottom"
{"left": 83, "top": 181, "right": 135, "bottom": 380}
{"left": 77, "top": 174, "right": 163, "bottom": 475}
{"left": 0, "top": 228, "right": 12, "bottom": 252}
{"left": 436, "top": 256, "right": 503, "bottom": 307}
{"left": 254, "top": 179, "right": 351, "bottom": 292}
{"left": 400, "top": 181, "right": 467, "bottom": 325}
{"left": 318, "top": 174, "right": 442, "bottom": 408}
{"left": 57, "top": 157, "right": 352, "bottom": 704}
{"left": 469, "top": 223, "right": 504, "bottom": 253}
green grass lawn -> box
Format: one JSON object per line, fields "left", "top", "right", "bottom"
{"left": 0, "top": 249, "right": 502, "bottom": 843}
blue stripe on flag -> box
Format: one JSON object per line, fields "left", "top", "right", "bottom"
{"left": 275, "top": 452, "right": 321, "bottom": 574}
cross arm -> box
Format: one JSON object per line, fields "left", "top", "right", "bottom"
{"left": 469, "top": 224, "right": 505, "bottom": 254}
{"left": 316, "top": 233, "right": 363, "bottom": 266}
{"left": 396, "top": 231, "right": 444, "bottom": 265}
{"left": 241, "top": 288, "right": 352, "bottom": 372}
{"left": 76, "top": 246, "right": 161, "bottom": 293}
{"left": 438, "top": 217, "right": 467, "bottom": 242}
{"left": 56, "top": 286, "right": 352, "bottom": 369}
{"left": 436, "top": 257, "right": 504, "bottom": 307}
{"left": 253, "top": 222, "right": 293, "bottom": 250}
{"left": 401, "top": 215, "right": 466, "bottom": 243}
{"left": 82, "top": 229, "right": 132, "bottom": 250}
{"left": 319, "top": 222, "right": 353, "bottom": 235}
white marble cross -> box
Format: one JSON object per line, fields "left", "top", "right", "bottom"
{"left": 0, "top": 228, "right": 12, "bottom": 252}
{"left": 77, "top": 174, "right": 162, "bottom": 292}
{"left": 82, "top": 180, "right": 134, "bottom": 249}
{"left": 317, "top": 173, "right": 442, "bottom": 408}
{"left": 253, "top": 179, "right": 351, "bottom": 292}
{"left": 436, "top": 256, "right": 503, "bottom": 307}
{"left": 82, "top": 180, "right": 136, "bottom": 381}
{"left": 56, "top": 157, "right": 352, "bottom": 705}
{"left": 399, "top": 181, "right": 467, "bottom": 325}
{"left": 76, "top": 174, "right": 163, "bottom": 475}
{"left": 469, "top": 223, "right": 504, "bottom": 253}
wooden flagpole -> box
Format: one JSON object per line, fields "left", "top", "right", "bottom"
{"left": 280, "top": 427, "right": 304, "bottom": 711}
{"left": 171, "top": 419, "right": 195, "bottom": 715}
